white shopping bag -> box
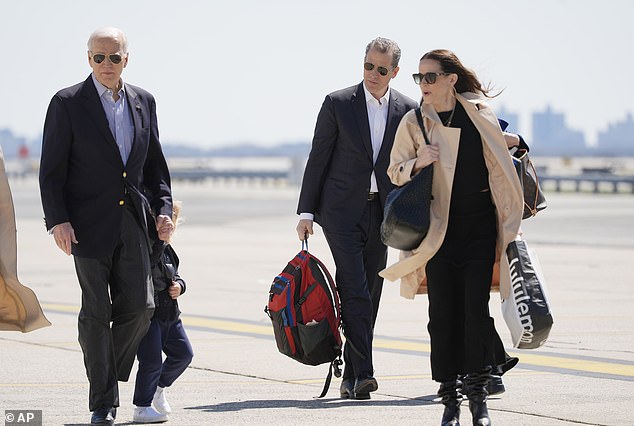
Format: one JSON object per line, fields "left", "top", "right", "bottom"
{"left": 502, "top": 237, "right": 553, "bottom": 349}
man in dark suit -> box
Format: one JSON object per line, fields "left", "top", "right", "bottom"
{"left": 39, "top": 27, "right": 173, "bottom": 425}
{"left": 296, "top": 37, "right": 418, "bottom": 400}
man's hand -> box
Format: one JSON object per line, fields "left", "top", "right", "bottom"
{"left": 296, "top": 219, "right": 313, "bottom": 241}
{"left": 52, "top": 222, "right": 78, "bottom": 256}
{"left": 168, "top": 281, "right": 183, "bottom": 299}
{"left": 156, "top": 214, "right": 174, "bottom": 241}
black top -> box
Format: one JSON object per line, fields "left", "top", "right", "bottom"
{"left": 438, "top": 102, "right": 492, "bottom": 217}
{"left": 150, "top": 241, "right": 186, "bottom": 321}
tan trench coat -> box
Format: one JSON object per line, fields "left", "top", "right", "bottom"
{"left": 379, "top": 92, "right": 523, "bottom": 301}
{"left": 0, "top": 146, "right": 51, "bottom": 332}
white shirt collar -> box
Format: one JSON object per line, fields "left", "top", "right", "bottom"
{"left": 363, "top": 82, "right": 390, "bottom": 107}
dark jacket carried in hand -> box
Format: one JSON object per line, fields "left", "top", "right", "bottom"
{"left": 150, "top": 241, "right": 186, "bottom": 321}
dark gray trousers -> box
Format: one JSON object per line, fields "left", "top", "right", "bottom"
{"left": 74, "top": 204, "right": 154, "bottom": 411}
{"left": 323, "top": 198, "right": 386, "bottom": 381}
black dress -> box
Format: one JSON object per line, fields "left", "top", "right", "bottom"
{"left": 425, "top": 102, "right": 499, "bottom": 381}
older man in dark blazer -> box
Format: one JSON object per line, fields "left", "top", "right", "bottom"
{"left": 39, "top": 27, "right": 173, "bottom": 425}
{"left": 296, "top": 37, "right": 418, "bottom": 400}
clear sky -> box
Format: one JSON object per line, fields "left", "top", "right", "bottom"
{"left": 1, "top": 0, "right": 631, "bottom": 148}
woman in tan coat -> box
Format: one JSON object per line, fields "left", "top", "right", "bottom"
{"left": 380, "top": 50, "right": 523, "bottom": 426}
{"left": 0, "top": 145, "right": 50, "bottom": 332}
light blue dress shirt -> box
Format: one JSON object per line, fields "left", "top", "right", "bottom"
{"left": 91, "top": 74, "right": 134, "bottom": 165}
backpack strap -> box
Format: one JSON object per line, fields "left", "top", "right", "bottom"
{"left": 308, "top": 253, "right": 341, "bottom": 328}
{"left": 317, "top": 358, "right": 343, "bottom": 398}
{"left": 314, "top": 251, "right": 366, "bottom": 361}
{"left": 307, "top": 252, "right": 344, "bottom": 398}
{"left": 295, "top": 282, "right": 317, "bottom": 309}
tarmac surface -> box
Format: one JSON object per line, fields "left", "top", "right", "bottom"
{"left": 1, "top": 178, "right": 634, "bottom": 425}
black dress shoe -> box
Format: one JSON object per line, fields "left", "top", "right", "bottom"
{"left": 340, "top": 378, "right": 354, "bottom": 399}
{"left": 354, "top": 391, "right": 371, "bottom": 400}
{"left": 91, "top": 407, "right": 115, "bottom": 425}
{"left": 353, "top": 377, "right": 378, "bottom": 400}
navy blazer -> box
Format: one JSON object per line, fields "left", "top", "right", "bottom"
{"left": 39, "top": 75, "right": 172, "bottom": 258}
{"left": 297, "top": 82, "right": 418, "bottom": 231}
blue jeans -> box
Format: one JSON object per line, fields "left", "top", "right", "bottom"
{"left": 133, "top": 317, "right": 193, "bottom": 406}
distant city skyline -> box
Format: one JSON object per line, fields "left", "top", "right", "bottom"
{"left": 2, "top": 0, "right": 632, "bottom": 149}
{"left": 2, "top": 104, "right": 633, "bottom": 158}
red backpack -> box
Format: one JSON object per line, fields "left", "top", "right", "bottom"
{"left": 265, "top": 243, "right": 342, "bottom": 397}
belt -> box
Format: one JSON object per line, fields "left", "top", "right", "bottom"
{"left": 368, "top": 192, "right": 378, "bottom": 201}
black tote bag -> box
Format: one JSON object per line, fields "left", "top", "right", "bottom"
{"left": 380, "top": 109, "right": 433, "bottom": 251}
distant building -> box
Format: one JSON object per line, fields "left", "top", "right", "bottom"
{"left": 496, "top": 106, "right": 519, "bottom": 133}
{"left": 0, "top": 128, "right": 29, "bottom": 158}
{"left": 532, "top": 106, "right": 587, "bottom": 156}
{"left": 0, "top": 128, "right": 41, "bottom": 159}
{"left": 596, "top": 113, "right": 634, "bottom": 156}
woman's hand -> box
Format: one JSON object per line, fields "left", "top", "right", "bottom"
{"left": 503, "top": 132, "right": 520, "bottom": 148}
{"left": 413, "top": 143, "right": 440, "bottom": 173}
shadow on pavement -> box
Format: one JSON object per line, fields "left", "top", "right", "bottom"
{"left": 187, "top": 394, "right": 438, "bottom": 412}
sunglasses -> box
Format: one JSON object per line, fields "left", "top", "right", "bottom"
{"left": 91, "top": 53, "right": 124, "bottom": 64}
{"left": 413, "top": 72, "right": 451, "bottom": 84}
{"left": 364, "top": 62, "right": 391, "bottom": 76}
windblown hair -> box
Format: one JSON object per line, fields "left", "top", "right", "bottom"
{"left": 365, "top": 37, "right": 402, "bottom": 69}
{"left": 163, "top": 200, "right": 182, "bottom": 244}
{"left": 87, "top": 27, "right": 129, "bottom": 53}
{"left": 172, "top": 200, "right": 182, "bottom": 229}
{"left": 421, "top": 49, "right": 500, "bottom": 98}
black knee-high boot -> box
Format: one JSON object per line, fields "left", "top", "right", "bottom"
{"left": 464, "top": 369, "right": 491, "bottom": 426}
{"left": 438, "top": 379, "right": 462, "bottom": 426}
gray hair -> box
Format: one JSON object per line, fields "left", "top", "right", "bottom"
{"left": 87, "top": 27, "right": 129, "bottom": 53}
{"left": 365, "top": 37, "right": 401, "bottom": 69}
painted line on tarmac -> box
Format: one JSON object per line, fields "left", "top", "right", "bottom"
{"left": 42, "top": 303, "right": 634, "bottom": 382}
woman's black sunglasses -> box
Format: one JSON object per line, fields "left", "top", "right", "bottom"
{"left": 413, "top": 72, "right": 451, "bottom": 84}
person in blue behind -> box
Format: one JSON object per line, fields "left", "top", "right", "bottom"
{"left": 133, "top": 201, "right": 193, "bottom": 423}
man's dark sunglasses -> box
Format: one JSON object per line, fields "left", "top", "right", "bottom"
{"left": 91, "top": 53, "right": 123, "bottom": 64}
{"left": 413, "top": 72, "right": 451, "bottom": 84}
{"left": 364, "top": 62, "right": 390, "bottom": 76}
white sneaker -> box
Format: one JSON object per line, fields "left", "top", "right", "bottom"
{"left": 133, "top": 406, "right": 168, "bottom": 423}
{"left": 152, "top": 386, "right": 172, "bottom": 414}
